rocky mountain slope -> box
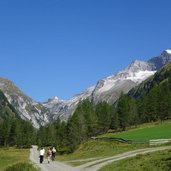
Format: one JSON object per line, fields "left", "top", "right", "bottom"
{"left": 0, "top": 78, "right": 50, "bottom": 128}
{"left": 0, "top": 50, "right": 171, "bottom": 127}
{"left": 0, "top": 89, "right": 18, "bottom": 120}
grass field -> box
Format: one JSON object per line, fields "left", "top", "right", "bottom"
{"left": 99, "top": 149, "right": 171, "bottom": 171}
{"left": 0, "top": 148, "right": 32, "bottom": 171}
{"left": 100, "top": 120, "right": 171, "bottom": 141}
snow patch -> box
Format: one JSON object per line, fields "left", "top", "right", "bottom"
{"left": 126, "top": 70, "right": 156, "bottom": 83}
{"left": 166, "top": 49, "right": 171, "bottom": 54}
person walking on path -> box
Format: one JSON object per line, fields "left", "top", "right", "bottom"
{"left": 39, "top": 147, "right": 45, "bottom": 164}
{"left": 47, "top": 147, "right": 52, "bottom": 163}
{"left": 52, "top": 147, "right": 57, "bottom": 161}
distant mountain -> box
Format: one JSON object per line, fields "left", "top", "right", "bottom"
{"left": 43, "top": 60, "right": 155, "bottom": 121}
{"left": 42, "top": 86, "right": 95, "bottom": 120}
{"left": 1, "top": 49, "right": 171, "bottom": 127}
{"left": 91, "top": 60, "right": 155, "bottom": 104}
{"left": 43, "top": 49, "right": 171, "bottom": 121}
{"left": 0, "top": 78, "right": 50, "bottom": 128}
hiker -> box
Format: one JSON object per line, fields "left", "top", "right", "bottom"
{"left": 39, "top": 147, "right": 45, "bottom": 164}
{"left": 52, "top": 147, "right": 57, "bottom": 161}
{"left": 47, "top": 147, "right": 52, "bottom": 163}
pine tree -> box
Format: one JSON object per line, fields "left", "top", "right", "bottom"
{"left": 110, "top": 107, "right": 119, "bottom": 130}
{"left": 95, "top": 101, "right": 113, "bottom": 133}
{"left": 117, "top": 94, "right": 129, "bottom": 131}
{"left": 127, "top": 96, "right": 139, "bottom": 126}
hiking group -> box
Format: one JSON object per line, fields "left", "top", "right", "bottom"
{"left": 39, "top": 146, "right": 56, "bottom": 164}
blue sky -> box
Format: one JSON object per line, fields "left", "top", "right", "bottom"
{"left": 0, "top": 0, "right": 171, "bottom": 102}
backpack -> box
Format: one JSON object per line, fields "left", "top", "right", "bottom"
{"left": 47, "top": 150, "right": 51, "bottom": 155}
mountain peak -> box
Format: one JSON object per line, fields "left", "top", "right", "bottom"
{"left": 164, "top": 49, "right": 171, "bottom": 54}
{"left": 160, "top": 49, "right": 171, "bottom": 56}
{"left": 0, "top": 77, "right": 14, "bottom": 87}
{"left": 53, "top": 96, "right": 59, "bottom": 100}
{"left": 123, "top": 59, "right": 151, "bottom": 73}
{"left": 148, "top": 49, "right": 171, "bottom": 70}
{"left": 47, "top": 96, "right": 61, "bottom": 103}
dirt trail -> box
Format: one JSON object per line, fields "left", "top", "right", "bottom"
{"left": 30, "top": 145, "right": 171, "bottom": 171}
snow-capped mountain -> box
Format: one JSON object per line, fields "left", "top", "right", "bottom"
{"left": 43, "top": 50, "right": 171, "bottom": 120}
{"left": 0, "top": 49, "right": 171, "bottom": 127}
{"left": 91, "top": 60, "right": 156, "bottom": 104}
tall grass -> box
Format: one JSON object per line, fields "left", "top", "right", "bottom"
{"left": 5, "top": 162, "right": 38, "bottom": 171}
{"left": 0, "top": 148, "right": 29, "bottom": 171}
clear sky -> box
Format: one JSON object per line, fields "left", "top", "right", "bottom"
{"left": 0, "top": 0, "right": 171, "bottom": 102}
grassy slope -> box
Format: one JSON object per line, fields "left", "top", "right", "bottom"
{"left": 0, "top": 148, "right": 30, "bottom": 171}
{"left": 58, "top": 140, "right": 148, "bottom": 162}
{"left": 99, "top": 149, "right": 171, "bottom": 171}
{"left": 100, "top": 120, "right": 171, "bottom": 141}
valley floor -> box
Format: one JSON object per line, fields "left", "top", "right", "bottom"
{"left": 30, "top": 145, "right": 171, "bottom": 171}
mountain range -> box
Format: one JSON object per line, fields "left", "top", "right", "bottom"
{"left": 0, "top": 50, "right": 171, "bottom": 128}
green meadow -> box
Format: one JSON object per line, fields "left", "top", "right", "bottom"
{"left": 100, "top": 120, "right": 171, "bottom": 141}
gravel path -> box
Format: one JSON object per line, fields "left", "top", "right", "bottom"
{"left": 30, "top": 145, "right": 78, "bottom": 171}
{"left": 30, "top": 145, "right": 171, "bottom": 171}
